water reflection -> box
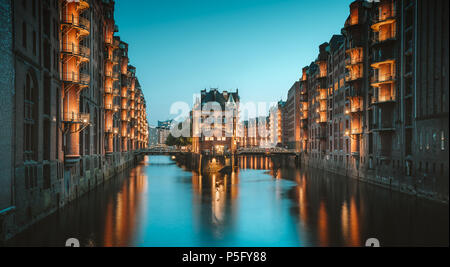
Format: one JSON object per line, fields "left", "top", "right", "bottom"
{"left": 103, "top": 165, "right": 148, "bottom": 247}
{"left": 7, "top": 155, "right": 449, "bottom": 247}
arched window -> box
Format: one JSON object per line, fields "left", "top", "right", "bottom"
{"left": 24, "top": 72, "right": 38, "bottom": 161}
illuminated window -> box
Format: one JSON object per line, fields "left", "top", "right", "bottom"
{"left": 442, "top": 131, "right": 446, "bottom": 151}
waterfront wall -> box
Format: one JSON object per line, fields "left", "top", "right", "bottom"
{"left": 300, "top": 153, "right": 449, "bottom": 204}
{"left": 2, "top": 152, "right": 145, "bottom": 242}
{"left": 177, "top": 151, "right": 448, "bottom": 204}
{"left": 0, "top": 0, "right": 14, "bottom": 242}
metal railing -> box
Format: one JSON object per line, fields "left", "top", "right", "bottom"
{"left": 350, "top": 104, "right": 363, "bottom": 113}
{"left": 371, "top": 95, "right": 396, "bottom": 105}
{"left": 61, "top": 72, "right": 90, "bottom": 85}
{"left": 345, "top": 72, "right": 362, "bottom": 82}
{"left": 372, "top": 32, "right": 397, "bottom": 44}
{"left": 345, "top": 56, "right": 363, "bottom": 65}
{"left": 61, "top": 14, "right": 90, "bottom": 31}
{"left": 351, "top": 128, "right": 363, "bottom": 135}
{"left": 61, "top": 43, "right": 90, "bottom": 59}
{"left": 62, "top": 112, "right": 89, "bottom": 123}
{"left": 372, "top": 11, "right": 396, "bottom": 24}
{"left": 371, "top": 75, "right": 395, "bottom": 84}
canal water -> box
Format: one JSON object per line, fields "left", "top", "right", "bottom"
{"left": 8, "top": 156, "right": 448, "bottom": 247}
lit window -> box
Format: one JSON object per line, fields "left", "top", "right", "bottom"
{"left": 442, "top": 131, "right": 446, "bottom": 151}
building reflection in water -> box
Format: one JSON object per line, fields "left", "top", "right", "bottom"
{"left": 191, "top": 170, "right": 240, "bottom": 241}
{"left": 7, "top": 155, "right": 447, "bottom": 247}
{"left": 239, "top": 155, "right": 273, "bottom": 170}
{"left": 341, "top": 198, "right": 361, "bottom": 247}
{"left": 103, "top": 163, "right": 148, "bottom": 247}
{"left": 269, "top": 162, "right": 365, "bottom": 247}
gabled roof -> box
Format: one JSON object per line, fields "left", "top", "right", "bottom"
{"left": 200, "top": 88, "right": 240, "bottom": 109}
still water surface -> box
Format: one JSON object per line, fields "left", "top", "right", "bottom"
{"left": 9, "top": 156, "right": 449, "bottom": 247}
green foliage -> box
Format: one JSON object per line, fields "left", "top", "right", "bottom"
{"left": 165, "top": 133, "right": 192, "bottom": 147}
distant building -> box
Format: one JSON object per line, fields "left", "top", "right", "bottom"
{"left": 295, "top": 0, "right": 448, "bottom": 201}
{"left": 284, "top": 81, "right": 303, "bottom": 150}
{"left": 158, "top": 120, "right": 173, "bottom": 129}
{"left": 192, "top": 89, "right": 240, "bottom": 154}
{"left": 155, "top": 119, "right": 173, "bottom": 145}
{"left": 158, "top": 128, "right": 171, "bottom": 145}
{"left": 148, "top": 127, "right": 158, "bottom": 146}
{"left": 269, "top": 101, "right": 286, "bottom": 147}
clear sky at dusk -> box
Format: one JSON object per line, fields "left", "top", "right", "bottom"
{"left": 114, "top": 0, "right": 354, "bottom": 125}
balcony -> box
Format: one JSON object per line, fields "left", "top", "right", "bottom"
{"left": 113, "top": 89, "right": 120, "bottom": 96}
{"left": 344, "top": 16, "right": 361, "bottom": 30}
{"left": 345, "top": 56, "right": 363, "bottom": 66}
{"left": 78, "top": 0, "right": 90, "bottom": 11}
{"left": 104, "top": 87, "right": 113, "bottom": 94}
{"left": 105, "top": 71, "right": 120, "bottom": 81}
{"left": 105, "top": 36, "right": 114, "bottom": 46}
{"left": 318, "top": 90, "right": 327, "bottom": 100}
{"left": 62, "top": 112, "right": 90, "bottom": 124}
{"left": 350, "top": 104, "right": 363, "bottom": 113}
{"left": 371, "top": 94, "right": 396, "bottom": 105}
{"left": 316, "top": 117, "right": 327, "bottom": 124}
{"left": 113, "top": 38, "right": 120, "bottom": 48}
{"left": 345, "top": 72, "right": 363, "bottom": 82}
{"left": 371, "top": 75, "right": 396, "bottom": 87}
{"left": 371, "top": 12, "right": 396, "bottom": 32}
{"left": 61, "top": 43, "right": 90, "bottom": 61}
{"left": 351, "top": 128, "right": 363, "bottom": 135}
{"left": 112, "top": 55, "right": 120, "bottom": 64}
{"left": 300, "top": 111, "right": 308, "bottom": 120}
{"left": 62, "top": 72, "right": 90, "bottom": 86}
{"left": 371, "top": 57, "right": 395, "bottom": 69}
{"left": 61, "top": 14, "right": 90, "bottom": 36}
{"left": 371, "top": 32, "right": 397, "bottom": 46}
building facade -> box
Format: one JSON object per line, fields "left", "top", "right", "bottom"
{"left": 284, "top": 81, "right": 302, "bottom": 150}
{"left": 192, "top": 89, "right": 240, "bottom": 154}
{"left": 0, "top": 0, "right": 149, "bottom": 241}
{"left": 269, "top": 103, "right": 280, "bottom": 147}
{"left": 298, "top": 0, "right": 448, "bottom": 201}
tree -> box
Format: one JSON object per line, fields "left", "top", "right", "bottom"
{"left": 166, "top": 133, "right": 192, "bottom": 147}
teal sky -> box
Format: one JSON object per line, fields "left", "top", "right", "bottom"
{"left": 114, "top": 0, "right": 354, "bottom": 125}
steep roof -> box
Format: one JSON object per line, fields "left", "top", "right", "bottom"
{"left": 200, "top": 88, "right": 240, "bottom": 109}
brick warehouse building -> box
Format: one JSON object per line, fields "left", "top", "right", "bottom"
{"left": 295, "top": 0, "right": 448, "bottom": 201}
{"left": 0, "top": 0, "right": 149, "bottom": 241}
{"left": 192, "top": 89, "right": 240, "bottom": 154}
